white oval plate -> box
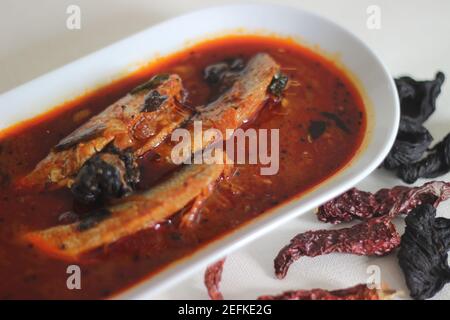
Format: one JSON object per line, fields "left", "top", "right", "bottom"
{"left": 0, "top": 4, "right": 399, "bottom": 299}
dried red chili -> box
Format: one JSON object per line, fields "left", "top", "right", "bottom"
{"left": 258, "top": 283, "right": 395, "bottom": 300}
{"left": 204, "top": 258, "right": 226, "bottom": 300}
{"left": 317, "top": 181, "right": 450, "bottom": 224}
{"left": 274, "top": 218, "right": 400, "bottom": 279}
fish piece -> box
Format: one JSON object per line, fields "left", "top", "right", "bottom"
{"left": 19, "top": 74, "right": 189, "bottom": 189}
{"left": 170, "top": 54, "right": 280, "bottom": 224}
{"left": 21, "top": 53, "right": 280, "bottom": 192}
{"left": 192, "top": 53, "right": 279, "bottom": 147}
{"left": 24, "top": 161, "right": 225, "bottom": 260}
{"left": 158, "top": 53, "right": 280, "bottom": 163}
{"left": 136, "top": 53, "right": 279, "bottom": 164}
{"left": 153, "top": 54, "right": 280, "bottom": 222}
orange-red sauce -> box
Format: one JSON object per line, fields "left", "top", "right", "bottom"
{"left": 0, "top": 35, "right": 366, "bottom": 299}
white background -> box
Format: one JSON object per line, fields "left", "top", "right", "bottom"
{"left": 1, "top": 0, "right": 450, "bottom": 299}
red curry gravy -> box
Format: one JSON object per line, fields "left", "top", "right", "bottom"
{"left": 0, "top": 35, "right": 366, "bottom": 299}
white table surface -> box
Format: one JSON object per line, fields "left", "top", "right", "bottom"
{"left": 1, "top": 0, "right": 450, "bottom": 300}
